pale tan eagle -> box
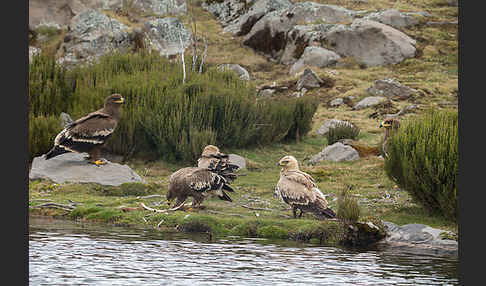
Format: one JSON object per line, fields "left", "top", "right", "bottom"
{"left": 379, "top": 117, "right": 400, "bottom": 158}
{"left": 44, "top": 94, "right": 125, "bottom": 166}
{"left": 275, "top": 155, "right": 336, "bottom": 219}
{"left": 166, "top": 145, "right": 239, "bottom": 210}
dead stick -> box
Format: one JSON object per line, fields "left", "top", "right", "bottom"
{"left": 241, "top": 204, "right": 275, "bottom": 212}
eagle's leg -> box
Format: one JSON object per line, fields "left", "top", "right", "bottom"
{"left": 173, "top": 197, "right": 187, "bottom": 211}
{"left": 298, "top": 209, "right": 304, "bottom": 218}
{"left": 88, "top": 146, "right": 106, "bottom": 166}
{"left": 292, "top": 207, "right": 298, "bottom": 218}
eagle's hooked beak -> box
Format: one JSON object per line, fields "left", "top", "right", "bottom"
{"left": 380, "top": 121, "right": 391, "bottom": 128}
{"left": 114, "top": 97, "right": 125, "bottom": 104}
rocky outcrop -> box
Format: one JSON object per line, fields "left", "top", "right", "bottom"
{"left": 352, "top": 96, "right": 387, "bottom": 110}
{"left": 367, "top": 78, "right": 418, "bottom": 100}
{"left": 324, "top": 19, "right": 416, "bottom": 67}
{"left": 363, "top": 9, "right": 420, "bottom": 30}
{"left": 143, "top": 17, "right": 191, "bottom": 56}
{"left": 308, "top": 142, "right": 359, "bottom": 164}
{"left": 380, "top": 222, "right": 458, "bottom": 256}
{"left": 296, "top": 68, "right": 324, "bottom": 91}
{"left": 29, "top": 152, "right": 146, "bottom": 186}
{"left": 289, "top": 46, "right": 340, "bottom": 75}
{"left": 217, "top": 64, "right": 251, "bottom": 81}
{"left": 316, "top": 119, "right": 355, "bottom": 135}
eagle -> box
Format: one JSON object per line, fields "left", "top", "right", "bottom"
{"left": 166, "top": 145, "right": 239, "bottom": 210}
{"left": 274, "top": 155, "right": 336, "bottom": 219}
{"left": 44, "top": 94, "right": 125, "bottom": 166}
{"left": 379, "top": 117, "right": 400, "bottom": 158}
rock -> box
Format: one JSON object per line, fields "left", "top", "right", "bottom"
{"left": 243, "top": 2, "right": 355, "bottom": 61}
{"left": 380, "top": 222, "right": 458, "bottom": 256}
{"left": 289, "top": 46, "right": 341, "bottom": 75}
{"left": 143, "top": 17, "right": 192, "bottom": 57}
{"left": 29, "top": 152, "right": 145, "bottom": 186}
{"left": 363, "top": 9, "right": 419, "bottom": 30}
{"left": 316, "top": 119, "right": 355, "bottom": 135}
{"left": 296, "top": 68, "right": 323, "bottom": 91}
{"left": 258, "top": 88, "right": 276, "bottom": 97}
{"left": 201, "top": 0, "right": 248, "bottom": 28}
{"left": 120, "top": 0, "right": 188, "bottom": 16}
{"left": 59, "top": 112, "right": 73, "bottom": 128}
{"left": 217, "top": 64, "right": 251, "bottom": 81}
{"left": 328, "top": 97, "right": 344, "bottom": 107}
{"left": 324, "top": 19, "right": 416, "bottom": 67}
{"left": 58, "top": 9, "right": 132, "bottom": 65}
{"left": 222, "top": 0, "right": 293, "bottom": 36}
{"left": 228, "top": 154, "right": 246, "bottom": 170}
{"left": 29, "top": 0, "right": 90, "bottom": 29}
{"left": 308, "top": 142, "right": 359, "bottom": 164}
{"left": 352, "top": 96, "right": 387, "bottom": 110}
{"left": 367, "top": 78, "right": 418, "bottom": 100}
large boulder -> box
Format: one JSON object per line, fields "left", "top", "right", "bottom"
{"left": 201, "top": 0, "right": 248, "bottom": 28}
{"left": 57, "top": 9, "right": 132, "bottom": 65}
{"left": 29, "top": 153, "right": 146, "bottom": 186}
{"left": 296, "top": 68, "right": 324, "bottom": 91}
{"left": 228, "top": 154, "right": 247, "bottom": 170}
{"left": 289, "top": 46, "right": 341, "bottom": 75}
{"left": 367, "top": 78, "right": 418, "bottom": 100}
{"left": 380, "top": 222, "right": 458, "bottom": 256}
{"left": 324, "top": 19, "right": 416, "bottom": 66}
{"left": 29, "top": 0, "right": 90, "bottom": 29}
{"left": 217, "top": 64, "right": 251, "bottom": 81}
{"left": 308, "top": 142, "right": 359, "bottom": 164}
{"left": 316, "top": 119, "right": 355, "bottom": 135}
{"left": 143, "top": 17, "right": 192, "bottom": 56}
{"left": 352, "top": 96, "right": 387, "bottom": 110}
{"left": 363, "top": 9, "right": 420, "bottom": 30}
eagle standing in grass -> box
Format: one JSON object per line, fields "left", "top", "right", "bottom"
{"left": 379, "top": 117, "right": 400, "bottom": 158}
{"left": 167, "top": 145, "right": 238, "bottom": 210}
{"left": 44, "top": 94, "right": 125, "bottom": 166}
{"left": 274, "top": 155, "right": 336, "bottom": 219}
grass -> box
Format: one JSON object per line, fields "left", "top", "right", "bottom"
{"left": 29, "top": 0, "right": 458, "bottom": 240}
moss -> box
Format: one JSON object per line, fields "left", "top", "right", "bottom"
{"left": 256, "top": 225, "right": 289, "bottom": 239}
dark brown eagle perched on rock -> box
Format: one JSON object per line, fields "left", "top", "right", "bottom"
{"left": 44, "top": 94, "right": 125, "bottom": 166}
{"left": 275, "top": 155, "right": 336, "bottom": 219}
{"left": 167, "top": 145, "right": 239, "bottom": 210}
{"left": 379, "top": 117, "right": 401, "bottom": 158}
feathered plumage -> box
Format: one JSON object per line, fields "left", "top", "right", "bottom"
{"left": 44, "top": 94, "right": 125, "bottom": 166}
{"left": 275, "top": 155, "right": 336, "bottom": 219}
{"left": 379, "top": 117, "right": 400, "bottom": 158}
{"left": 197, "top": 145, "right": 239, "bottom": 181}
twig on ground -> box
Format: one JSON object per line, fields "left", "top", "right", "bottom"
{"left": 241, "top": 204, "right": 275, "bottom": 212}
{"left": 205, "top": 210, "right": 246, "bottom": 218}
{"left": 32, "top": 203, "right": 75, "bottom": 211}
{"left": 136, "top": 194, "right": 163, "bottom": 199}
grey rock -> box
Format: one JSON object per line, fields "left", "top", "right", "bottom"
{"left": 58, "top": 9, "right": 132, "bottom": 65}
{"left": 352, "top": 96, "right": 387, "bottom": 110}
{"left": 308, "top": 142, "right": 359, "bottom": 164}
{"left": 328, "top": 97, "right": 344, "bottom": 107}
{"left": 217, "top": 64, "right": 251, "bottom": 81}
{"left": 316, "top": 118, "right": 355, "bottom": 135}
{"left": 29, "top": 152, "right": 145, "bottom": 186}
{"left": 228, "top": 154, "right": 246, "bottom": 170}
{"left": 296, "top": 68, "right": 323, "bottom": 91}
{"left": 364, "top": 9, "right": 419, "bottom": 30}
{"left": 289, "top": 46, "right": 340, "bottom": 75}
{"left": 381, "top": 222, "right": 458, "bottom": 256}
{"left": 144, "top": 17, "right": 191, "bottom": 56}
{"left": 60, "top": 112, "right": 74, "bottom": 128}
{"left": 201, "top": 0, "right": 248, "bottom": 27}
{"left": 367, "top": 78, "right": 418, "bottom": 100}
{"left": 258, "top": 88, "right": 276, "bottom": 97}
{"left": 29, "top": 0, "right": 90, "bottom": 29}
{"left": 325, "top": 19, "right": 416, "bottom": 66}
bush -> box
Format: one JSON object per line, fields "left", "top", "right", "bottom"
{"left": 384, "top": 109, "right": 458, "bottom": 221}
{"left": 29, "top": 114, "right": 63, "bottom": 162}
{"left": 337, "top": 186, "right": 361, "bottom": 223}
{"left": 326, "top": 122, "right": 360, "bottom": 145}
{"left": 29, "top": 51, "right": 318, "bottom": 162}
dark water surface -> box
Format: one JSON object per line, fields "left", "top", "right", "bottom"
{"left": 29, "top": 217, "right": 459, "bottom": 285}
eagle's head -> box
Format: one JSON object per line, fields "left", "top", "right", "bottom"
{"left": 201, "top": 145, "right": 220, "bottom": 157}
{"left": 105, "top": 93, "right": 125, "bottom": 106}
{"left": 278, "top": 155, "right": 299, "bottom": 171}
{"left": 379, "top": 118, "right": 400, "bottom": 130}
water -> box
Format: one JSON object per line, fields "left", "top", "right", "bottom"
{"left": 29, "top": 217, "right": 459, "bottom": 285}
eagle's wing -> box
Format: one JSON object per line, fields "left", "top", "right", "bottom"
{"left": 276, "top": 172, "right": 317, "bottom": 206}
{"left": 174, "top": 167, "right": 233, "bottom": 202}
{"left": 54, "top": 111, "right": 117, "bottom": 152}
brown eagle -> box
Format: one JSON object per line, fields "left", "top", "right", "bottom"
{"left": 44, "top": 94, "right": 125, "bottom": 166}
{"left": 167, "top": 145, "right": 239, "bottom": 210}
{"left": 379, "top": 117, "right": 400, "bottom": 158}
{"left": 275, "top": 155, "right": 336, "bottom": 219}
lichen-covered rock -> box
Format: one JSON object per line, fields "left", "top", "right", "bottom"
{"left": 201, "top": 0, "right": 248, "bottom": 28}
{"left": 324, "top": 19, "right": 416, "bottom": 67}
{"left": 296, "top": 68, "right": 324, "bottom": 91}
{"left": 367, "top": 78, "right": 418, "bottom": 100}
{"left": 363, "top": 9, "right": 420, "bottom": 30}
{"left": 143, "top": 17, "right": 191, "bottom": 56}
{"left": 316, "top": 119, "right": 355, "bottom": 135}
{"left": 217, "top": 64, "right": 251, "bottom": 81}
{"left": 289, "top": 46, "right": 340, "bottom": 75}
{"left": 29, "top": 152, "right": 146, "bottom": 186}
{"left": 29, "top": 0, "right": 90, "bottom": 28}
{"left": 328, "top": 97, "right": 344, "bottom": 107}
{"left": 308, "top": 142, "right": 359, "bottom": 164}
{"left": 352, "top": 96, "right": 387, "bottom": 110}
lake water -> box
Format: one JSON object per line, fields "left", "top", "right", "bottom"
{"left": 29, "top": 217, "right": 459, "bottom": 285}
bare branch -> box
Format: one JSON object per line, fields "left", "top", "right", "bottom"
{"left": 241, "top": 204, "right": 275, "bottom": 212}
{"left": 179, "top": 33, "right": 186, "bottom": 84}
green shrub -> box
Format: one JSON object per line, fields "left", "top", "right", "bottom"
{"left": 337, "top": 187, "right": 361, "bottom": 223}
{"left": 384, "top": 109, "right": 458, "bottom": 221}
{"left": 29, "top": 114, "right": 63, "bottom": 161}
{"left": 29, "top": 52, "right": 318, "bottom": 162}
{"left": 327, "top": 122, "right": 360, "bottom": 145}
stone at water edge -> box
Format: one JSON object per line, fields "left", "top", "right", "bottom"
{"left": 29, "top": 152, "right": 145, "bottom": 186}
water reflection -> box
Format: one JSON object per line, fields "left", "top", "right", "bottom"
{"left": 29, "top": 217, "right": 459, "bottom": 285}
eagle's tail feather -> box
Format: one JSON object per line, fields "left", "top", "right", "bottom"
{"left": 218, "top": 190, "right": 233, "bottom": 202}
{"left": 321, "top": 207, "right": 336, "bottom": 219}
{"left": 45, "top": 146, "right": 69, "bottom": 160}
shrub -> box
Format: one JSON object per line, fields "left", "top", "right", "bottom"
{"left": 384, "top": 109, "right": 458, "bottom": 221}
{"left": 326, "top": 122, "right": 360, "bottom": 145}
{"left": 337, "top": 186, "right": 361, "bottom": 223}
{"left": 29, "top": 51, "right": 318, "bottom": 162}
{"left": 29, "top": 114, "right": 63, "bottom": 162}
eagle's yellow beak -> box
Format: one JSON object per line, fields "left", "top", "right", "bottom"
{"left": 114, "top": 97, "right": 125, "bottom": 104}
{"left": 380, "top": 121, "right": 391, "bottom": 128}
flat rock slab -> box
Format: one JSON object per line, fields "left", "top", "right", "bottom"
{"left": 29, "top": 153, "right": 145, "bottom": 186}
